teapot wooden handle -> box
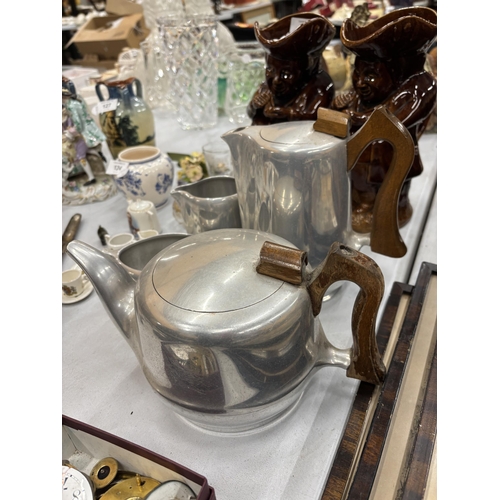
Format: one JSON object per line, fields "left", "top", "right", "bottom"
{"left": 257, "top": 241, "right": 386, "bottom": 385}
{"left": 346, "top": 106, "right": 415, "bottom": 258}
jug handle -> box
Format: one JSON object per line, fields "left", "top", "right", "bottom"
{"left": 95, "top": 82, "right": 107, "bottom": 102}
{"left": 346, "top": 106, "right": 415, "bottom": 258}
{"left": 133, "top": 78, "right": 143, "bottom": 98}
{"left": 257, "top": 241, "right": 386, "bottom": 385}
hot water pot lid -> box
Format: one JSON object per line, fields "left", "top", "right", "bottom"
{"left": 258, "top": 120, "right": 341, "bottom": 147}
{"left": 151, "top": 229, "right": 286, "bottom": 313}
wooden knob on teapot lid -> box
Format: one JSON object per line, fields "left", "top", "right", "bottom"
{"left": 313, "top": 108, "right": 351, "bottom": 138}
{"left": 256, "top": 241, "right": 307, "bottom": 285}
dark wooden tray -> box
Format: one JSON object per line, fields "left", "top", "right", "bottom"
{"left": 322, "top": 262, "right": 437, "bottom": 500}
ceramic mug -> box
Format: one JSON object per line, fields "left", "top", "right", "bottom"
{"left": 127, "top": 199, "right": 162, "bottom": 235}
{"left": 62, "top": 268, "right": 87, "bottom": 298}
{"left": 105, "top": 233, "right": 135, "bottom": 252}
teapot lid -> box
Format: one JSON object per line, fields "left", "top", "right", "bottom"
{"left": 258, "top": 120, "right": 342, "bottom": 147}
{"left": 151, "top": 229, "right": 289, "bottom": 313}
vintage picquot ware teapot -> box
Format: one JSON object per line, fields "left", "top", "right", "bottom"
{"left": 67, "top": 228, "right": 386, "bottom": 433}
{"left": 222, "top": 106, "right": 415, "bottom": 270}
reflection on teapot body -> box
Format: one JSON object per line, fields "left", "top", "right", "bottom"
{"left": 223, "top": 106, "right": 415, "bottom": 268}
{"left": 67, "top": 229, "right": 385, "bottom": 433}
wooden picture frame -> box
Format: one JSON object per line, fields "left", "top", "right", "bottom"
{"left": 322, "top": 262, "right": 437, "bottom": 500}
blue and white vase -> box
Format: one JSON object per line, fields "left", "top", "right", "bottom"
{"left": 116, "top": 146, "right": 174, "bottom": 209}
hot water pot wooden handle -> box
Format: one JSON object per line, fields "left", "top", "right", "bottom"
{"left": 314, "top": 106, "right": 415, "bottom": 258}
{"left": 257, "top": 241, "right": 386, "bottom": 385}
{"left": 345, "top": 106, "right": 415, "bottom": 258}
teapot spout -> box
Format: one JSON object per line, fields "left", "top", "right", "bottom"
{"left": 66, "top": 240, "right": 141, "bottom": 360}
{"left": 221, "top": 128, "right": 245, "bottom": 156}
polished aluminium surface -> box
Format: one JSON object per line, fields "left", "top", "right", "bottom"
{"left": 67, "top": 229, "right": 353, "bottom": 433}
{"left": 223, "top": 122, "right": 370, "bottom": 269}
{"left": 170, "top": 175, "right": 242, "bottom": 234}
{"left": 117, "top": 233, "right": 188, "bottom": 279}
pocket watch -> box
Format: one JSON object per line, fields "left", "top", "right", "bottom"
{"left": 62, "top": 465, "right": 96, "bottom": 500}
{"left": 145, "top": 480, "right": 197, "bottom": 500}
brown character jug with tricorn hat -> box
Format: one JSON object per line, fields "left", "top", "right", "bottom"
{"left": 333, "top": 6, "right": 437, "bottom": 232}
{"left": 247, "top": 12, "right": 337, "bottom": 125}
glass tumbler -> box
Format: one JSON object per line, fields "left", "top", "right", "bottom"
{"left": 140, "top": 34, "right": 177, "bottom": 112}
{"left": 159, "top": 15, "right": 219, "bottom": 130}
{"left": 224, "top": 42, "right": 266, "bottom": 125}
{"left": 202, "top": 138, "right": 233, "bottom": 176}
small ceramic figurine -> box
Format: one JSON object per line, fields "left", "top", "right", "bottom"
{"left": 62, "top": 77, "right": 107, "bottom": 186}
{"left": 62, "top": 89, "right": 98, "bottom": 186}
{"left": 62, "top": 77, "right": 117, "bottom": 205}
{"left": 333, "top": 6, "right": 437, "bottom": 232}
{"left": 248, "top": 13, "right": 336, "bottom": 125}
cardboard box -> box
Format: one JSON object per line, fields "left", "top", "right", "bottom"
{"left": 67, "top": 13, "right": 150, "bottom": 66}
{"left": 106, "top": 0, "right": 144, "bottom": 16}
{"left": 63, "top": 415, "right": 216, "bottom": 499}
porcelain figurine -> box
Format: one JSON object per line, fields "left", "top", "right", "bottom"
{"left": 62, "top": 78, "right": 118, "bottom": 205}
{"left": 333, "top": 6, "right": 437, "bottom": 232}
{"left": 247, "top": 13, "right": 336, "bottom": 125}
{"left": 62, "top": 81, "right": 106, "bottom": 187}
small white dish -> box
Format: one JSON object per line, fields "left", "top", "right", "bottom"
{"left": 62, "top": 266, "right": 93, "bottom": 304}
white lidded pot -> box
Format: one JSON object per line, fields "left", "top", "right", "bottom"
{"left": 116, "top": 146, "right": 174, "bottom": 209}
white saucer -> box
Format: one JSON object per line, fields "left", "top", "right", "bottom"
{"left": 62, "top": 266, "right": 94, "bottom": 304}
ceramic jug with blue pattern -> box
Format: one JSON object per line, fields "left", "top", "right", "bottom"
{"left": 96, "top": 77, "right": 156, "bottom": 159}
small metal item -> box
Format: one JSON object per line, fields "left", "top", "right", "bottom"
{"left": 62, "top": 465, "right": 96, "bottom": 500}
{"left": 63, "top": 214, "right": 82, "bottom": 254}
{"left": 98, "top": 225, "right": 109, "bottom": 245}
{"left": 90, "top": 457, "right": 119, "bottom": 489}
{"left": 145, "top": 480, "right": 197, "bottom": 500}
{"left": 99, "top": 474, "right": 161, "bottom": 499}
